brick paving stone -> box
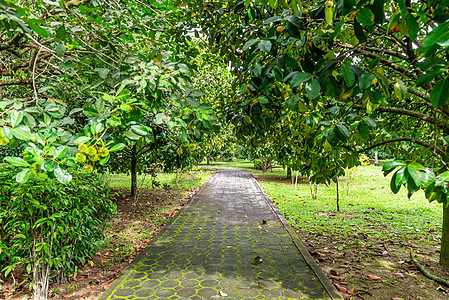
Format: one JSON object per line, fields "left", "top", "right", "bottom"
{"left": 99, "top": 169, "right": 338, "bottom": 299}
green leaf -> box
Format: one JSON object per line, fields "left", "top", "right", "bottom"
{"left": 29, "top": 23, "right": 49, "bottom": 37}
{"left": 4, "top": 156, "right": 31, "bottom": 167}
{"left": 397, "top": 0, "right": 407, "bottom": 17}
{"left": 269, "top": 0, "right": 278, "bottom": 9}
{"left": 287, "top": 94, "right": 300, "bottom": 111}
{"left": 257, "top": 96, "right": 269, "bottom": 104}
{"left": 243, "top": 39, "right": 259, "bottom": 51}
{"left": 341, "top": 64, "right": 355, "bottom": 86}
{"left": 99, "top": 153, "right": 110, "bottom": 166}
{"left": 123, "top": 130, "right": 141, "bottom": 140}
{"left": 422, "top": 22, "right": 449, "bottom": 56}
{"left": 291, "top": 72, "right": 311, "bottom": 88}
{"left": 10, "top": 111, "right": 23, "bottom": 128}
{"left": 54, "top": 146, "right": 67, "bottom": 159}
{"left": 382, "top": 160, "right": 405, "bottom": 174}
{"left": 54, "top": 167, "right": 72, "bottom": 184}
{"left": 16, "top": 168, "right": 31, "bottom": 183}
{"left": 359, "top": 73, "right": 374, "bottom": 90}
{"left": 109, "top": 143, "right": 126, "bottom": 152}
{"left": 356, "top": 8, "right": 374, "bottom": 26}
{"left": 394, "top": 166, "right": 409, "bottom": 188}
{"left": 97, "top": 68, "right": 110, "bottom": 79}
{"left": 416, "top": 69, "right": 446, "bottom": 87}
{"left": 305, "top": 79, "right": 320, "bottom": 99}
{"left": 74, "top": 136, "right": 90, "bottom": 144}
{"left": 258, "top": 40, "right": 272, "bottom": 53}
{"left": 131, "top": 124, "right": 150, "bottom": 136}
{"left": 406, "top": 13, "right": 419, "bottom": 41}
{"left": 11, "top": 126, "right": 32, "bottom": 140}
{"left": 335, "top": 124, "right": 350, "bottom": 142}
{"left": 264, "top": 16, "right": 282, "bottom": 24}
{"left": 390, "top": 172, "right": 401, "bottom": 194}
{"left": 358, "top": 122, "right": 369, "bottom": 139}
{"left": 372, "top": 0, "right": 385, "bottom": 24}
{"left": 55, "top": 44, "right": 66, "bottom": 57}
{"left": 354, "top": 21, "right": 367, "bottom": 43}
{"left": 253, "top": 63, "right": 262, "bottom": 77}
{"left": 43, "top": 159, "right": 58, "bottom": 172}
{"left": 430, "top": 78, "right": 449, "bottom": 107}
{"left": 407, "top": 163, "right": 426, "bottom": 187}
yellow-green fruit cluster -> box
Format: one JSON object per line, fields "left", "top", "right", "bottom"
{"left": 84, "top": 164, "right": 94, "bottom": 173}
{"left": 99, "top": 147, "right": 109, "bottom": 157}
{"left": 0, "top": 137, "right": 9, "bottom": 146}
{"left": 77, "top": 143, "right": 109, "bottom": 173}
{"left": 75, "top": 153, "right": 87, "bottom": 163}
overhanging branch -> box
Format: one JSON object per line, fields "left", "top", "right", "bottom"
{"left": 357, "top": 137, "right": 447, "bottom": 159}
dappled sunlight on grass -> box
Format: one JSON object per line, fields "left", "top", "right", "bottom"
{"left": 252, "top": 165, "right": 442, "bottom": 244}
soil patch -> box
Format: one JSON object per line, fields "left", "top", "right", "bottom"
{"left": 293, "top": 214, "right": 449, "bottom": 300}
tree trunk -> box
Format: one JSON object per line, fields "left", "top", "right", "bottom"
{"left": 261, "top": 156, "right": 267, "bottom": 172}
{"left": 440, "top": 202, "right": 449, "bottom": 266}
{"left": 286, "top": 167, "right": 291, "bottom": 179}
{"left": 130, "top": 144, "right": 137, "bottom": 198}
{"left": 206, "top": 156, "right": 210, "bottom": 165}
{"left": 374, "top": 151, "right": 379, "bottom": 164}
{"left": 336, "top": 179, "right": 340, "bottom": 212}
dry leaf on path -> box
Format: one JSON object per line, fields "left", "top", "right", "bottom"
{"left": 219, "top": 290, "right": 228, "bottom": 297}
{"left": 335, "top": 284, "right": 347, "bottom": 292}
{"left": 394, "top": 272, "right": 405, "bottom": 278}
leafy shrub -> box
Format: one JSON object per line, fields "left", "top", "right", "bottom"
{"left": 0, "top": 164, "right": 116, "bottom": 295}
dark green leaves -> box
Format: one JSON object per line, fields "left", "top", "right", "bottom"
{"left": 335, "top": 124, "right": 350, "bottom": 142}
{"left": 416, "top": 69, "right": 446, "bottom": 87}
{"left": 407, "top": 13, "right": 419, "bottom": 41}
{"left": 243, "top": 39, "right": 259, "bottom": 50}
{"left": 290, "top": 72, "right": 311, "bottom": 88}
{"left": 287, "top": 94, "right": 300, "bottom": 111}
{"left": 422, "top": 22, "right": 449, "bottom": 56}
{"left": 382, "top": 160, "right": 405, "bottom": 175}
{"left": 258, "top": 40, "right": 272, "bottom": 53}
{"left": 430, "top": 78, "right": 449, "bottom": 107}
{"left": 341, "top": 64, "right": 355, "bottom": 86}
{"left": 359, "top": 73, "right": 374, "bottom": 89}
{"left": 356, "top": 8, "right": 374, "bottom": 26}
{"left": 305, "top": 79, "right": 320, "bottom": 99}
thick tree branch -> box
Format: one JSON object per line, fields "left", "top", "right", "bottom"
{"left": 357, "top": 137, "right": 447, "bottom": 159}
{"left": 352, "top": 104, "right": 448, "bottom": 131}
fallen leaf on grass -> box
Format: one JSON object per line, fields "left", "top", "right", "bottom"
{"left": 394, "top": 272, "right": 405, "bottom": 278}
{"left": 62, "top": 294, "right": 74, "bottom": 298}
{"left": 348, "top": 287, "right": 356, "bottom": 294}
{"left": 367, "top": 274, "right": 381, "bottom": 280}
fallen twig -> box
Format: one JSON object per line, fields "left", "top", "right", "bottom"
{"left": 411, "top": 253, "right": 449, "bottom": 288}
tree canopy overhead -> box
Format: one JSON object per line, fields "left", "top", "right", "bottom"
{"left": 182, "top": 0, "right": 449, "bottom": 265}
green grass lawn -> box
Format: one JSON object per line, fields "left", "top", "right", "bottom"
{"left": 213, "top": 161, "right": 443, "bottom": 246}
{"left": 105, "top": 167, "right": 212, "bottom": 191}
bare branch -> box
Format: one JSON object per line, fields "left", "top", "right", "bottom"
{"left": 0, "top": 78, "right": 31, "bottom": 86}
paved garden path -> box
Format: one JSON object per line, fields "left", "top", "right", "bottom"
{"left": 99, "top": 169, "right": 342, "bottom": 300}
